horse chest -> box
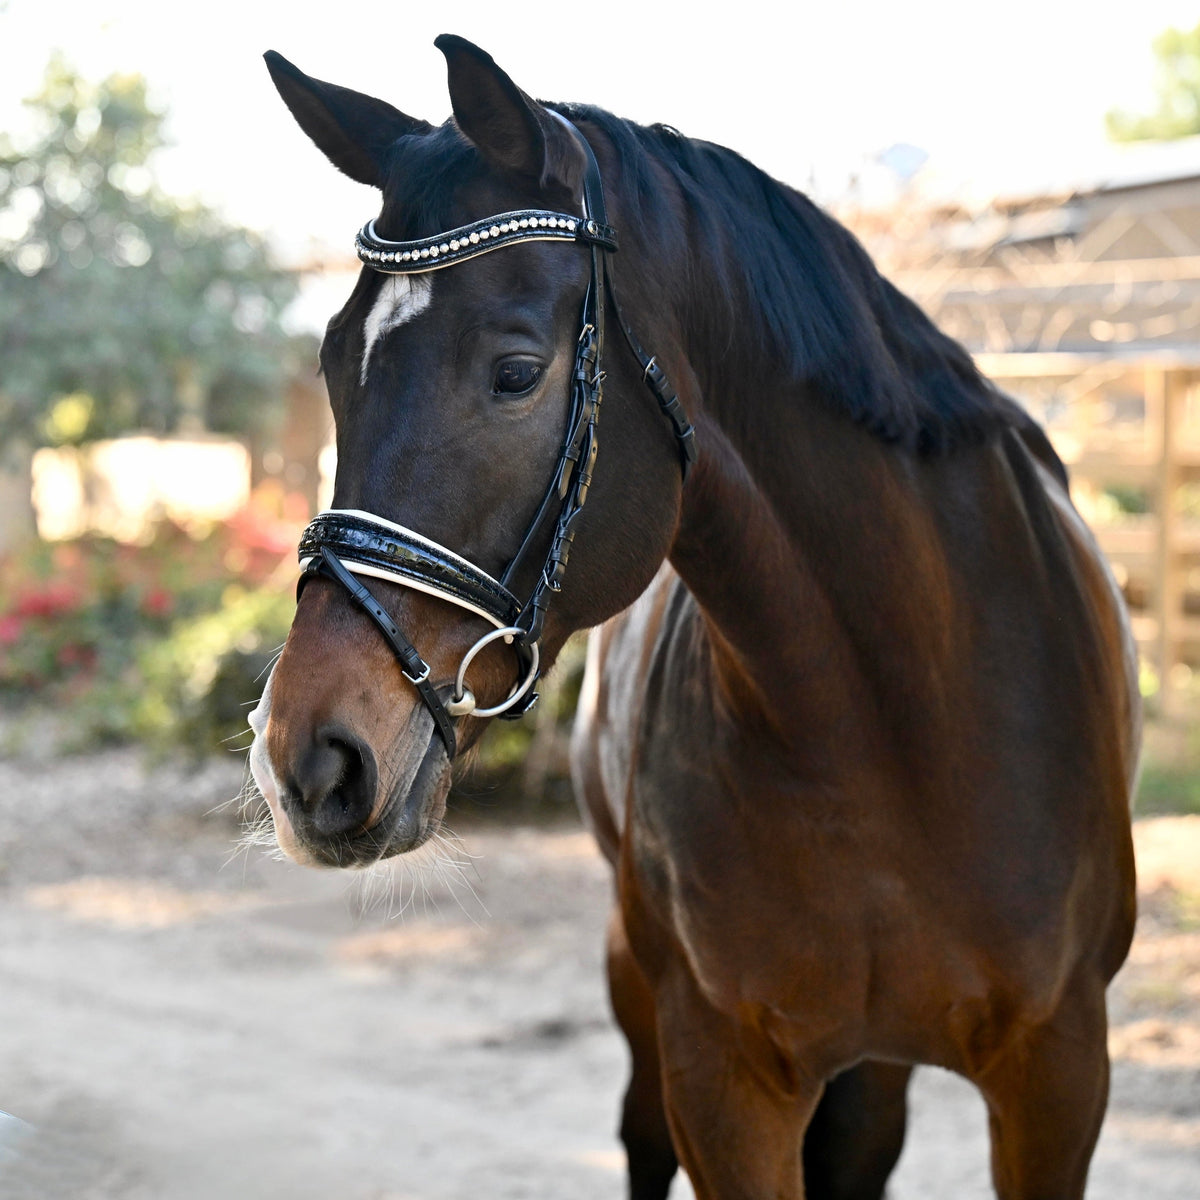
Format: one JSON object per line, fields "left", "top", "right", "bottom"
{"left": 591, "top": 579, "right": 1076, "bottom": 1053}
{"left": 593, "top": 586, "right": 891, "bottom": 1013}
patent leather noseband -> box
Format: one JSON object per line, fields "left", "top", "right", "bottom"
{"left": 297, "top": 114, "right": 697, "bottom": 759}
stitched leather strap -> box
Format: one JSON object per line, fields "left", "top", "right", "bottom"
{"left": 299, "top": 510, "right": 522, "bottom": 629}
{"left": 301, "top": 548, "right": 459, "bottom": 757}
{"left": 606, "top": 276, "right": 698, "bottom": 479}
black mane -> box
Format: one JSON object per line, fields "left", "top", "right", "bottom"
{"left": 374, "top": 97, "right": 1045, "bottom": 459}
{"left": 548, "top": 102, "right": 1028, "bottom": 457}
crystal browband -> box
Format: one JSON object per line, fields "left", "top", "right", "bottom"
{"left": 355, "top": 209, "right": 618, "bottom": 273}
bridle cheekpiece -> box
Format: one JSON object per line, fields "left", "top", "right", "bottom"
{"left": 296, "top": 114, "right": 696, "bottom": 760}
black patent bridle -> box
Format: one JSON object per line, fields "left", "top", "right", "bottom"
{"left": 296, "top": 114, "right": 696, "bottom": 759}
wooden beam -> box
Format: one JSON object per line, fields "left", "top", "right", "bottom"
{"left": 974, "top": 348, "right": 1200, "bottom": 377}
{"left": 1152, "top": 368, "right": 1183, "bottom": 714}
{"left": 888, "top": 254, "right": 1200, "bottom": 299}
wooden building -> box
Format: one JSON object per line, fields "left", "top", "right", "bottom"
{"left": 843, "top": 137, "right": 1200, "bottom": 712}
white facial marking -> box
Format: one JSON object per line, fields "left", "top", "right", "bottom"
{"left": 361, "top": 274, "right": 433, "bottom": 384}
{"left": 248, "top": 669, "right": 315, "bottom": 866}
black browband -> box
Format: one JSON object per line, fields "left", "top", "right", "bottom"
{"left": 297, "top": 113, "right": 697, "bottom": 759}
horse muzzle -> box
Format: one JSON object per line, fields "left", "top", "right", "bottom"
{"left": 247, "top": 620, "right": 454, "bottom": 869}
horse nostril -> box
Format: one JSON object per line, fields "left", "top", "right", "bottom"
{"left": 291, "top": 729, "right": 378, "bottom": 838}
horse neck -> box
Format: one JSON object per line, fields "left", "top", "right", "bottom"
{"left": 612, "top": 135, "right": 970, "bottom": 749}
{"left": 665, "top": 329, "right": 955, "bottom": 757}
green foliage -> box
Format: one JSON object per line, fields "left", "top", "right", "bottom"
{"left": 0, "top": 506, "right": 298, "bottom": 752}
{"left": 131, "top": 586, "right": 293, "bottom": 754}
{"left": 1108, "top": 23, "right": 1200, "bottom": 142}
{"left": 0, "top": 56, "right": 307, "bottom": 448}
{"left": 1101, "top": 485, "right": 1151, "bottom": 516}
{"left": 1135, "top": 762, "right": 1200, "bottom": 815}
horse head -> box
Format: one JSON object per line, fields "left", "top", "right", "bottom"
{"left": 251, "top": 37, "right": 689, "bottom": 868}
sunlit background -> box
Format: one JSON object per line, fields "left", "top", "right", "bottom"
{"left": 5, "top": 0, "right": 1192, "bottom": 240}
{"left": 6, "top": 0, "right": 1200, "bottom": 728}
{"left": 3, "top": 2, "right": 1200, "bottom": 1196}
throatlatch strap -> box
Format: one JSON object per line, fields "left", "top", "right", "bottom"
{"left": 606, "top": 274, "right": 698, "bottom": 480}
{"left": 552, "top": 109, "right": 696, "bottom": 480}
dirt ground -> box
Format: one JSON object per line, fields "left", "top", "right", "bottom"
{"left": 0, "top": 734, "right": 1197, "bottom": 1199}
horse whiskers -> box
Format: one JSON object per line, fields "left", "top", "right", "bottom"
{"left": 431, "top": 828, "right": 489, "bottom": 923}
{"left": 206, "top": 763, "right": 260, "bottom": 820}
{"left": 253, "top": 645, "right": 287, "bottom": 685}
{"left": 219, "top": 768, "right": 286, "bottom": 870}
{"left": 434, "top": 822, "right": 484, "bottom": 862}
{"left": 347, "top": 859, "right": 393, "bottom": 919}
{"left": 343, "top": 827, "right": 488, "bottom": 924}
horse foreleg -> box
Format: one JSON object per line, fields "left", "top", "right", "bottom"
{"left": 801, "top": 1061, "right": 913, "bottom": 1200}
{"left": 655, "top": 966, "right": 820, "bottom": 1200}
{"left": 973, "top": 974, "right": 1111, "bottom": 1200}
{"left": 607, "top": 908, "right": 679, "bottom": 1200}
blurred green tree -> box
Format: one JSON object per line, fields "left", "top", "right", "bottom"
{"left": 1108, "top": 22, "right": 1200, "bottom": 142}
{"left": 0, "top": 56, "right": 304, "bottom": 451}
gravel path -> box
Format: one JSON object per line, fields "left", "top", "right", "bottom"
{"left": 0, "top": 734, "right": 1196, "bottom": 1198}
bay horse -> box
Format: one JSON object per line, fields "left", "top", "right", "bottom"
{"left": 253, "top": 35, "right": 1139, "bottom": 1199}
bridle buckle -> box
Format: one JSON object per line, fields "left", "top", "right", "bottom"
{"left": 403, "top": 661, "right": 431, "bottom": 686}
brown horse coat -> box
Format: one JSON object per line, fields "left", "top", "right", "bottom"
{"left": 574, "top": 406, "right": 1138, "bottom": 1198}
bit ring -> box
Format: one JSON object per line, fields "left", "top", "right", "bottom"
{"left": 448, "top": 626, "right": 540, "bottom": 719}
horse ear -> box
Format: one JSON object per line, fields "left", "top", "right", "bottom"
{"left": 264, "top": 51, "right": 431, "bottom": 188}
{"left": 434, "top": 34, "right": 581, "bottom": 193}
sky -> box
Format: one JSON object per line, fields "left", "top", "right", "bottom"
{"left": 2, "top": 0, "right": 1198, "bottom": 324}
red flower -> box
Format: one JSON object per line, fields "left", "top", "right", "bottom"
{"left": 0, "top": 615, "right": 23, "bottom": 645}
{"left": 56, "top": 643, "right": 97, "bottom": 670}
{"left": 142, "top": 587, "right": 174, "bottom": 617}
{"left": 14, "top": 584, "right": 81, "bottom": 619}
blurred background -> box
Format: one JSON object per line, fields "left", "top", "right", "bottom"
{"left": 1, "top": 2, "right": 1199, "bottom": 1197}
{"left": 3, "top": 0, "right": 1200, "bottom": 795}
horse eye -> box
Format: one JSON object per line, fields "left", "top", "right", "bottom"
{"left": 493, "top": 360, "right": 542, "bottom": 396}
